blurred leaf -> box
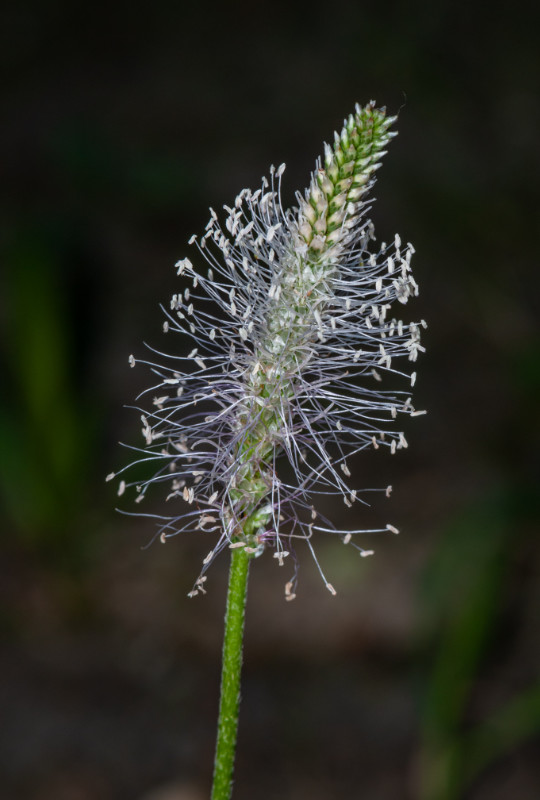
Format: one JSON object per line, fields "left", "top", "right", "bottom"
{"left": 417, "top": 495, "right": 510, "bottom": 800}
{"left": 0, "top": 230, "right": 97, "bottom": 557}
{"left": 420, "top": 501, "right": 508, "bottom": 739}
{"left": 464, "top": 681, "right": 540, "bottom": 784}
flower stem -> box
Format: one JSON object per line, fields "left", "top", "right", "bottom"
{"left": 211, "top": 545, "right": 251, "bottom": 800}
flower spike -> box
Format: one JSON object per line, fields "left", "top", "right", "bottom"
{"left": 116, "top": 103, "right": 425, "bottom": 598}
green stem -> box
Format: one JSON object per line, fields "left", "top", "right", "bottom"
{"left": 211, "top": 546, "right": 251, "bottom": 800}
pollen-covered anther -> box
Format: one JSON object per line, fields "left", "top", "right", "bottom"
{"left": 182, "top": 486, "right": 195, "bottom": 504}
{"left": 285, "top": 581, "right": 296, "bottom": 602}
{"left": 199, "top": 516, "right": 217, "bottom": 528}
{"left": 176, "top": 257, "right": 192, "bottom": 275}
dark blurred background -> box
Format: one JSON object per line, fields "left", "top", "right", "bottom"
{"left": 1, "top": 1, "right": 539, "bottom": 798}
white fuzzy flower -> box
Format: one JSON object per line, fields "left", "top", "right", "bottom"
{"left": 114, "top": 103, "right": 425, "bottom": 597}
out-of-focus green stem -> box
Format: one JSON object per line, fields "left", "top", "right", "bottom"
{"left": 211, "top": 546, "right": 250, "bottom": 800}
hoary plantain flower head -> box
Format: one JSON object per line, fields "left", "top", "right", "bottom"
{"left": 109, "top": 102, "right": 426, "bottom": 599}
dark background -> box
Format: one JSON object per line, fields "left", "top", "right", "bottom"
{"left": 1, "top": 1, "right": 539, "bottom": 798}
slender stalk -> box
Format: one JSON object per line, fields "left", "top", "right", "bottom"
{"left": 211, "top": 546, "right": 251, "bottom": 800}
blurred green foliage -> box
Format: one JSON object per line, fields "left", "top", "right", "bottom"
{"left": 0, "top": 229, "right": 97, "bottom": 561}
{"left": 417, "top": 489, "right": 540, "bottom": 799}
